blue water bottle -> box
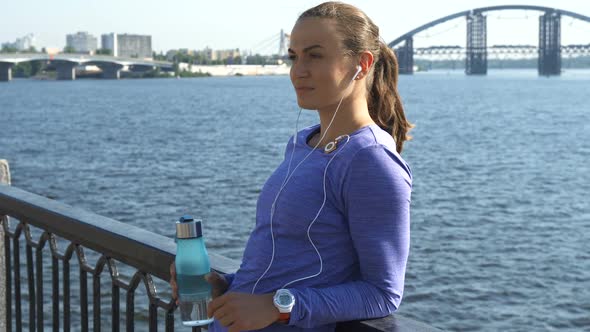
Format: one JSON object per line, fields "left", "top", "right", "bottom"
{"left": 175, "top": 215, "right": 214, "bottom": 326}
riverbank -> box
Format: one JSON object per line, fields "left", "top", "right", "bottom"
{"left": 177, "top": 63, "right": 290, "bottom": 76}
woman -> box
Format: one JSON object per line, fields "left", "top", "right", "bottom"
{"left": 171, "top": 2, "right": 413, "bottom": 331}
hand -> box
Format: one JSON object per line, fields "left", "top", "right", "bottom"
{"left": 207, "top": 292, "right": 280, "bottom": 332}
{"left": 169, "top": 263, "right": 230, "bottom": 305}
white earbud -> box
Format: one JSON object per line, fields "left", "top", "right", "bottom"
{"left": 353, "top": 65, "right": 362, "bottom": 80}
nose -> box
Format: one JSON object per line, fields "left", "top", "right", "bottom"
{"left": 291, "top": 61, "right": 309, "bottom": 79}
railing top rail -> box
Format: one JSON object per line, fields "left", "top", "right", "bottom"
{"left": 0, "top": 184, "right": 239, "bottom": 281}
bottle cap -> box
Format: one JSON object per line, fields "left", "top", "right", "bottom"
{"left": 176, "top": 215, "right": 203, "bottom": 239}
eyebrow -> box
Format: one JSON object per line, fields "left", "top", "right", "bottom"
{"left": 288, "top": 45, "right": 324, "bottom": 53}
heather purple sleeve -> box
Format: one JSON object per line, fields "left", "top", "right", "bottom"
{"left": 222, "top": 273, "right": 235, "bottom": 287}
{"left": 288, "top": 145, "right": 412, "bottom": 328}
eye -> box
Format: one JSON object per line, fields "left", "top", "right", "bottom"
{"left": 286, "top": 54, "right": 296, "bottom": 65}
{"left": 309, "top": 53, "right": 322, "bottom": 59}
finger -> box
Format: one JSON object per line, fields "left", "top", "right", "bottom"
{"left": 207, "top": 294, "right": 228, "bottom": 317}
{"left": 228, "top": 323, "right": 243, "bottom": 332}
{"left": 211, "top": 288, "right": 224, "bottom": 299}
{"left": 211, "top": 300, "right": 231, "bottom": 321}
{"left": 169, "top": 262, "right": 178, "bottom": 302}
{"left": 211, "top": 296, "right": 233, "bottom": 326}
{"left": 170, "top": 279, "right": 177, "bottom": 300}
{"left": 218, "top": 313, "right": 235, "bottom": 328}
{"left": 204, "top": 271, "right": 225, "bottom": 286}
{"left": 169, "top": 262, "right": 176, "bottom": 277}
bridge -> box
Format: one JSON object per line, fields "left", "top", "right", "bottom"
{"left": 389, "top": 5, "right": 590, "bottom": 75}
{"left": 0, "top": 54, "right": 173, "bottom": 81}
{"left": 413, "top": 44, "right": 590, "bottom": 58}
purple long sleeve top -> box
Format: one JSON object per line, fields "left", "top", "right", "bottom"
{"left": 209, "top": 124, "right": 412, "bottom": 332}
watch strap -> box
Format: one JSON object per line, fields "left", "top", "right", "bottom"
{"left": 278, "top": 312, "right": 290, "bottom": 324}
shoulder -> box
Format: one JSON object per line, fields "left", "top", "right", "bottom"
{"left": 343, "top": 125, "right": 412, "bottom": 183}
{"left": 292, "top": 124, "right": 320, "bottom": 145}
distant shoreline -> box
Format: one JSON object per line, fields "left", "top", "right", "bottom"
{"left": 176, "top": 63, "right": 290, "bottom": 77}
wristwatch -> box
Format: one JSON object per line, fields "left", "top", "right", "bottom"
{"left": 273, "top": 289, "right": 295, "bottom": 324}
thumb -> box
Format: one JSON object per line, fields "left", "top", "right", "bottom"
{"left": 204, "top": 271, "right": 229, "bottom": 298}
{"left": 204, "top": 271, "right": 226, "bottom": 285}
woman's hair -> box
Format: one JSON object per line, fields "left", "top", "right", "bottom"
{"left": 299, "top": 2, "right": 413, "bottom": 153}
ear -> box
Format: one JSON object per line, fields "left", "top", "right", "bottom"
{"left": 358, "top": 51, "right": 375, "bottom": 78}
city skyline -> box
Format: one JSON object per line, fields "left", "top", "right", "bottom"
{"left": 2, "top": 0, "right": 590, "bottom": 53}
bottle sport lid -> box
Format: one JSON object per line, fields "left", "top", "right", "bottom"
{"left": 176, "top": 215, "right": 203, "bottom": 239}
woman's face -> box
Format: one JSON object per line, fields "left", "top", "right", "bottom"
{"left": 289, "top": 18, "right": 356, "bottom": 111}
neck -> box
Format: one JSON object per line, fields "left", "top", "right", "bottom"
{"left": 313, "top": 97, "right": 375, "bottom": 147}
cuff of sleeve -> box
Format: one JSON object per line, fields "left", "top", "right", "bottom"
{"left": 222, "top": 273, "right": 235, "bottom": 287}
{"left": 286, "top": 288, "right": 304, "bottom": 326}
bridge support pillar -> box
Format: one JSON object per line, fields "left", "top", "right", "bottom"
{"left": 466, "top": 12, "right": 487, "bottom": 75}
{"left": 0, "top": 63, "right": 14, "bottom": 82}
{"left": 539, "top": 11, "right": 561, "bottom": 76}
{"left": 98, "top": 63, "right": 124, "bottom": 79}
{"left": 394, "top": 37, "right": 414, "bottom": 74}
{"left": 56, "top": 62, "right": 77, "bottom": 80}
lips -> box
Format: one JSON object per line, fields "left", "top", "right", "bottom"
{"left": 295, "top": 86, "right": 314, "bottom": 94}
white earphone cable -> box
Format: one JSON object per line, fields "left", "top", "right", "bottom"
{"left": 252, "top": 69, "right": 359, "bottom": 294}
{"left": 281, "top": 134, "right": 350, "bottom": 289}
{"left": 251, "top": 107, "right": 302, "bottom": 294}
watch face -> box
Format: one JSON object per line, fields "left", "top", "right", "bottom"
{"left": 278, "top": 294, "right": 292, "bottom": 305}
{"left": 274, "top": 289, "right": 294, "bottom": 309}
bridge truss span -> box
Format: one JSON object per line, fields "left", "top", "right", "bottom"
{"left": 388, "top": 5, "right": 590, "bottom": 75}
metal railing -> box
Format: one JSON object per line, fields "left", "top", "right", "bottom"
{"left": 0, "top": 163, "right": 441, "bottom": 332}
{"left": 0, "top": 184, "right": 191, "bottom": 331}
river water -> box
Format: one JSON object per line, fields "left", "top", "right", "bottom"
{"left": 1, "top": 70, "right": 589, "bottom": 331}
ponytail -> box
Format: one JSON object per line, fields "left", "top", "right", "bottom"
{"left": 368, "top": 42, "right": 413, "bottom": 154}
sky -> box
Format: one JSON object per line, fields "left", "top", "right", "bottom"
{"left": 1, "top": 0, "right": 589, "bottom": 53}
